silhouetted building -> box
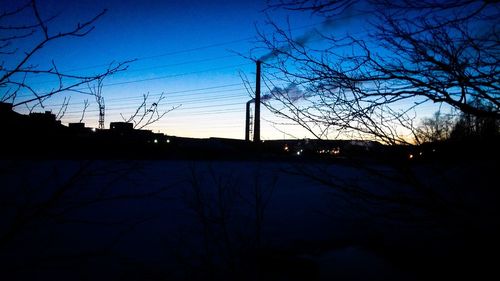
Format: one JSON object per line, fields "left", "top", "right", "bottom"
{"left": 110, "top": 122, "right": 133, "bottom": 131}
{"left": 68, "top": 122, "right": 93, "bottom": 136}
{"left": 0, "top": 102, "right": 13, "bottom": 112}
{"left": 69, "top": 122, "right": 85, "bottom": 129}
{"left": 29, "top": 111, "right": 61, "bottom": 125}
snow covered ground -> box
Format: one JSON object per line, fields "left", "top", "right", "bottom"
{"left": 0, "top": 159, "right": 497, "bottom": 280}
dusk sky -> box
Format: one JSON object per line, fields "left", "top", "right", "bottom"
{"left": 4, "top": 0, "right": 440, "bottom": 139}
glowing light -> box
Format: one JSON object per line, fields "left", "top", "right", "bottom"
{"left": 166, "top": 139, "right": 170, "bottom": 143}
{"left": 409, "top": 154, "right": 414, "bottom": 159}
{"left": 296, "top": 151, "right": 301, "bottom": 156}
{"left": 91, "top": 128, "right": 96, "bottom": 132}
{"left": 154, "top": 139, "right": 158, "bottom": 143}
{"left": 284, "top": 144, "right": 289, "bottom": 152}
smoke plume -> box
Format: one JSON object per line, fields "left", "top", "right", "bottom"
{"left": 270, "top": 83, "right": 308, "bottom": 102}
{"left": 259, "top": 17, "right": 340, "bottom": 62}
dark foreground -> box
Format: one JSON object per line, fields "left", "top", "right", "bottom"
{"left": 0, "top": 155, "right": 499, "bottom": 280}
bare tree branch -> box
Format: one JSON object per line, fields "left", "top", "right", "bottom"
{"left": 258, "top": 0, "right": 499, "bottom": 144}
{"left": 55, "top": 96, "right": 70, "bottom": 120}
{"left": 120, "top": 92, "right": 180, "bottom": 129}
{"left": 0, "top": 1, "right": 132, "bottom": 109}
{"left": 79, "top": 99, "right": 89, "bottom": 123}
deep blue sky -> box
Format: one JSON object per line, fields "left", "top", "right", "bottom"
{"left": 4, "top": 0, "right": 432, "bottom": 139}
{"left": 4, "top": 0, "right": 323, "bottom": 139}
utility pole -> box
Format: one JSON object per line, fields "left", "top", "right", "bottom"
{"left": 97, "top": 96, "right": 105, "bottom": 129}
{"left": 245, "top": 99, "right": 253, "bottom": 141}
{"left": 89, "top": 77, "right": 105, "bottom": 130}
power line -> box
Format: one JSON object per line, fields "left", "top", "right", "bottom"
{"left": 41, "top": 85, "right": 252, "bottom": 107}
{"left": 39, "top": 12, "right": 371, "bottom": 73}
{"left": 125, "top": 54, "right": 241, "bottom": 73}
{"left": 26, "top": 54, "right": 244, "bottom": 86}
{"left": 101, "top": 93, "right": 248, "bottom": 107}
{"left": 62, "top": 100, "right": 243, "bottom": 115}
{"left": 44, "top": 91, "right": 248, "bottom": 107}
{"left": 62, "top": 108, "right": 244, "bottom": 120}
{"left": 15, "top": 12, "right": 377, "bottom": 135}
{"left": 87, "top": 63, "right": 252, "bottom": 88}
{"left": 14, "top": 13, "right": 373, "bottom": 102}
{"left": 20, "top": 73, "right": 287, "bottom": 105}
{"left": 61, "top": 38, "right": 255, "bottom": 73}
{"left": 13, "top": 63, "right": 253, "bottom": 100}
{"left": 61, "top": 98, "right": 247, "bottom": 116}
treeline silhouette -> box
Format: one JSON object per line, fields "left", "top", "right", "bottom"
{"left": 1, "top": 102, "right": 497, "bottom": 161}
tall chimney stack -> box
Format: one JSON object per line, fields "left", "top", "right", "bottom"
{"left": 245, "top": 100, "right": 252, "bottom": 141}
{"left": 253, "top": 60, "right": 261, "bottom": 142}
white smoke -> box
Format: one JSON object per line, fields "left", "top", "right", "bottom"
{"left": 270, "top": 83, "right": 308, "bottom": 102}
{"left": 261, "top": 93, "right": 272, "bottom": 101}
{"left": 259, "top": 16, "right": 344, "bottom": 62}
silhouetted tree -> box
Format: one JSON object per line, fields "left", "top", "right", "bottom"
{"left": 258, "top": 3, "right": 500, "bottom": 277}
{"left": 1, "top": 1, "right": 177, "bottom": 130}
{"left": 415, "top": 110, "right": 455, "bottom": 143}
{"left": 0, "top": 2, "right": 176, "bottom": 278}
{"left": 260, "top": 0, "right": 499, "bottom": 144}
{"left": 120, "top": 92, "right": 180, "bottom": 129}
{"left": 450, "top": 99, "right": 500, "bottom": 140}
{"left": 0, "top": 0, "right": 130, "bottom": 109}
